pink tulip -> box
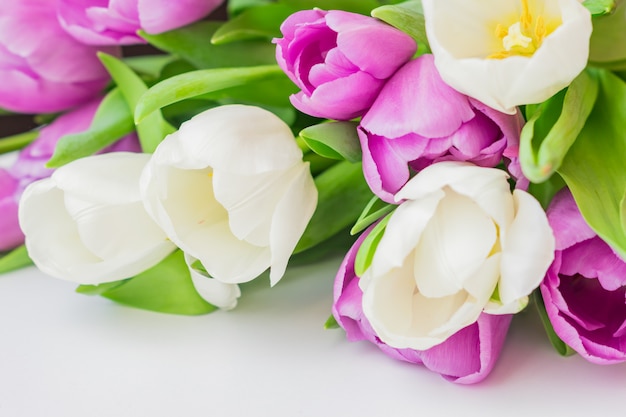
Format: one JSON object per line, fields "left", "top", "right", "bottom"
{"left": 274, "top": 9, "right": 416, "bottom": 120}
{"left": 332, "top": 229, "right": 512, "bottom": 384}
{"left": 359, "top": 55, "right": 524, "bottom": 203}
{"left": 540, "top": 189, "right": 626, "bottom": 364}
{"left": 0, "top": 0, "right": 118, "bottom": 113}
{"left": 0, "top": 98, "right": 140, "bottom": 251}
{"left": 57, "top": 0, "right": 224, "bottom": 45}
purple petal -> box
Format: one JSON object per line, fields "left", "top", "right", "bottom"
{"left": 546, "top": 189, "right": 597, "bottom": 250}
{"left": 561, "top": 237, "right": 626, "bottom": 290}
{"left": 361, "top": 55, "right": 475, "bottom": 139}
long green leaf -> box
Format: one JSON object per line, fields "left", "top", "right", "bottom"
{"left": 78, "top": 250, "right": 217, "bottom": 315}
{"left": 212, "top": 3, "right": 295, "bottom": 44}
{"left": 99, "top": 53, "right": 175, "bottom": 153}
{"left": 140, "top": 21, "right": 277, "bottom": 70}
{"left": 520, "top": 70, "right": 598, "bottom": 183}
{"left": 134, "top": 65, "right": 286, "bottom": 123}
{"left": 0, "top": 130, "right": 38, "bottom": 154}
{"left": 47, "top": 89, "right": 135, "bottom": 168}
{"left": 0, "top": 245, "right": 33, "bottom": 274}
{"left": 558, "top": 68, "right": 626, "bottom": 259}
{"left": 533, "top": 291, "right": 576, "bottom": 357}
{"left": 294, "top": 161, "right": 374, "bottom": 253}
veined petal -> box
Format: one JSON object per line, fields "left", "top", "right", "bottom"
{"left": 413, "top": 189, "right": 496, "bottom": 298}
{"left": 185, "top": 252, "right": 241, "bottom": 310}
{"left": 268, "top": 162, "right": 317, "bottom": 285}
{"left": 499, "top": 189, "right": 555, "bottom": 305}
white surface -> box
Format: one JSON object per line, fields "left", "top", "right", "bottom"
{"left": 0, "top": 258, "right": 625, "bottom": 417}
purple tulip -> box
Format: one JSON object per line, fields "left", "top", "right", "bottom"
{"left": 57, "top": 0, "right": 224, "bottom": 45}
{"left": 359, "top": 54, "right": 524, "bottom": 203}
{"left": 274, "top": 9, "right": 417, "bottom": 120}
{"left": 540, "top": 189, "right": 626, "bottom": 364}
{"left": 0, "top": 98, "right": 140, "bottom": 252}
{"left": 333, "top": 229, "right": 513, "bottom": 384}
{"left": 0, "top": 0, "right": 118, "bottom": 114}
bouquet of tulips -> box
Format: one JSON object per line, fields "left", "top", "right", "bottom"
{"left": 1, "top": 0, "right": 625, "bottom": 384}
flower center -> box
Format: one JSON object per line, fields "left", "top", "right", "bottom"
{"left": 488, "top": 0, "right": 560, "bottom": 59}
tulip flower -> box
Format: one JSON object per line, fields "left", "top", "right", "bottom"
{"left": 274, "top": 9, "right": 417, "bottom": 120}
{"left": 422, "top": 0, "right": 592, "bottom": 113}
{"left": 0, "top": 0, "right": 118, "bottom": 113}
{"left": 333, "top": 230, "right": 513, "bottom": 384}
{"left": 0, "top": 98, "right": 140, "bottom": 252}
{"left": 57, "top": 0, "right": 224, "bottom": 45}
{"left": 359, "top": 162, "right": 554, "bottom": 350}
{"left": 19, "top": 152, "right": 176, "bottom": 284}
{"left": 141, "top": 104, "right": 317, "bottom": 286}
{"left": 540, "top": 190, "right": 626, "bottom": 364}
{"left": 359, "top": 55, "right": 523, "bottom": 203}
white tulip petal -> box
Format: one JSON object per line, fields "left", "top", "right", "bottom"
{"left": 53, "top": 152, "right": 151, "bottom": 205}
{"left": 484, "top": 295, "right": 529, "bottom": 315}
{"left": 268, "top": 163, "right": 317, "bottom": 285}
{"left": 413, "top": 189, "right": 496, "bottom": 298}
{"left": 424, "top": 0, "right": 592, "bottom": 113}
{"left": 169, "top": 105, "right": 303, "bottom": 174}
{"left": 213, "top": 169, "right": 292, "bottom": 247}
{"left": 20, "top": 158, "right": 176, "bottom": 285}
{"left": 499, "top": 189, "right": 555, "bottom": 304}
{"left": 185, "top": 253, "right": 241, "bottom": 310}
{"left": 183, "top": 221, "right": 271, "bottom": 284}
{"left": 370, "top": 190, "right": 444, "bottom": 278}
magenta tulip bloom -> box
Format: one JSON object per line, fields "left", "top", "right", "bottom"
{"left": 274, "top": 9, "right": 417, "bottom": 120}
{"left": 332, "top": 229, "right": 513, "bottom": 384}
{"left": 0, "top": 98, "right": 140, "bottom": 251}
{"left": 57, "top": 0, "right": 224, "bottom": 45}
{"left": 0, "top": 0, "right": 118, "bottom": 114}
{"left": 359, "top": 54, "right": 524, "bottom": 203}
{"left": 540, "top": 190, "right": 626, "bottom": 364}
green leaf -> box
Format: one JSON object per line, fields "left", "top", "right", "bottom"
{"left": 558, "top": 68, "right": 626, "bottom": 259}
{"left": 299, "top": 121, "right": 362, "bottom": 162}
{"left": 371, "top": 0, "right": 429, "bottom": 53}
{"left": 0, "top": 130, "right": 38, "bottom": 154}
{"left": 350, "top": 196, "right": 396, "bottom": 235}
{"left": 80, "top": 250, "right": 217, "bottom": 315}
{"left": 324, "top": 315, "right": 340, "bottom": 330}
{"left": 139, "top": 21, "right": 277, "bottom": 69}
{"left": 47, "top": 89, "right": 135, "bottom": 168}
{"left": 212, "top": 3, "right": 295, "bottom": 44}
{"left": 281, "top": 0, "right": 381, "bottom": 15}
{"left": 0, "top": 245, "right": 33, "bottom": 274}
{"left": 354, "top": 213, "right": 391, "bottom": 277}
{"left": 520, "top": 70, "right": 599, "bottom": 183}
{"left": 228, "top": 0, "right": 274, "bottom": 16}
{"left": 588, "top": 0, "right": 626, "bottom": 69}
{"left": 123, "top": 54, "right": 179, "bottom": 79}
{"left": 526, "top": 174, "right": 566, "bottom": 210}
{"left": 533, "top": 291, "right": 576, "bottom": 357}
{"left": 295, "top": 161, "right": 374, "bottom": 253}
{"left": 583, "top": 0, "right": 615, "bottom": 15}
{"left": 99, "top": 52, "right": 175, "bottom": 153}
{"left": 134, "top": 65, "right": 287, "bottom": 123}
{"left": 76, "top": 280, "right": 128, "bottom": 296}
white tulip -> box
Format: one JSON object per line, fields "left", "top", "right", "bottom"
{"left": 360, "top": 162, "right": 554, "bottom": 350}
{"left": 19, "top": 152, "right": 176, "bottom": 284}
{"left": 141, "top": 104, "right": 318, "bottom": 286}
{"left": 422, "top": 0, "right": 592, "bottom": 114}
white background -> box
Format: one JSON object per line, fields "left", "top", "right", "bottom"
{"left": 1, "top": 257, "right": 625, "bottom": 417}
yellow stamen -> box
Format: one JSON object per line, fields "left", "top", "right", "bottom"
{"left": 488, "top": 0, "right": 559, "bottom": 60}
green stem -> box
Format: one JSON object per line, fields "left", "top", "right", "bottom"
{"left": 0, "top": 130, "right": 39, "bottom": 154}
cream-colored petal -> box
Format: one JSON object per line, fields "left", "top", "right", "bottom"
{"left": 499, "top": 190, "right": 555, "bottom": 304}
{"left": 413, "top": 189, "right": 496, "bottom": 298}
{"left": 185, "top": 253, "right": 241, "bottom": 310}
